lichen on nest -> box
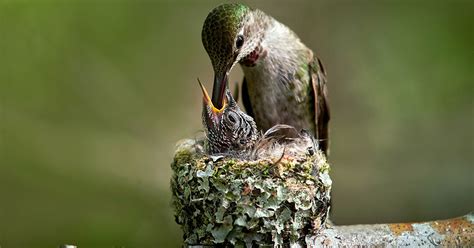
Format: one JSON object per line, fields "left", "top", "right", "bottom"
{"left": 171, "top": 137, "right": 332, "bottom": 247}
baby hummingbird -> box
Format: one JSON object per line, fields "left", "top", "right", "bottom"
{"left": 198, "top": 80, "right": 258, "bottom": 155}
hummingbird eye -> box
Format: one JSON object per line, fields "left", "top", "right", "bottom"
{"left": 236, "top": 35, "right": 244, "bottom": 49}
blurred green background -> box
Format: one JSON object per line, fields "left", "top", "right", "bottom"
{"left": 0, "top": 0, "right": 472, "bottom": 247}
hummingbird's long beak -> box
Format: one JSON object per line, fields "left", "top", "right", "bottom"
{"left": 211, "top": 72, "right": 228, "bottom": 110}
{"left": 198, "top": 78, "right": 226, "bottom": 115}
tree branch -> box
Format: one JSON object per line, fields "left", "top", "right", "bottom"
{"left": 308, "top": 213, "right": 473, "bottom": 247}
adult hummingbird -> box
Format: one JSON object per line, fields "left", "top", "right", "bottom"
{"left": 201, "top": 3, "right": 330, "bottom": 155}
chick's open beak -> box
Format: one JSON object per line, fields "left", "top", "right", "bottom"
{"left": 198, "top": 78, "right": 226, "bottom": 115}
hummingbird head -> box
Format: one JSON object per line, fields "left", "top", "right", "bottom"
{"left": 198, "top": 79, "right": 258, "bottom": 155}
{"left": 202, "top": 3, "right": 267, "bottom": 109}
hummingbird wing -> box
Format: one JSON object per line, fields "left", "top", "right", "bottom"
{"left": 309, "top": 55, "right": 330, "bottom": 155}
{"left": 241, "top": 77, "right": 255, "bottom": 118}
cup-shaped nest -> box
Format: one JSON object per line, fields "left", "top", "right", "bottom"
{"left": 171, "top": 137, "right": 332, "bottom": 247}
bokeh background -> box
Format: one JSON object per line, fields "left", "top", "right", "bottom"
{"left": 1, "top": 0, "right": 472, "bottom": 247}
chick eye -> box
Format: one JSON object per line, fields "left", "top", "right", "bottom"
{"left": 236, "top": 35, "right": 244, "bottom": 49}
{"left": 228, "top": 113, "right": 236, "bottom": 123}
{"left": 226, "top": 112, "right": 240, "bottom": 128}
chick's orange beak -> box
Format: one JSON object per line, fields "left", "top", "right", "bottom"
{"left": 198, "top": 78, "right": 226, "bottom": 114}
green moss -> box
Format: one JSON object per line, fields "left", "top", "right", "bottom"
{"left": 171, "top": 139, "right": 331, "bottom": 246}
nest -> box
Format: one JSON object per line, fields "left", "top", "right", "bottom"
{"left": 171, "top": 138, "right": 332, "bottom": 247}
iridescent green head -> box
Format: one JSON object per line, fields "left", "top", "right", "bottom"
{"left": 202, "top": 3, "right": 266, "bottom": 109}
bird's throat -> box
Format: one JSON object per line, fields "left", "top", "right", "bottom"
{"left": 240, "top": 46, "right": 265, "bottom": 67}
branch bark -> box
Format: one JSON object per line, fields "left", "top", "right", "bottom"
{"left": 307, "top": 213, "right": 473, "bottom": 247}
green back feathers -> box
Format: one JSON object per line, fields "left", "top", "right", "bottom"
{"left": 202, "top": 3, "right": 250, "bottom": 72}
